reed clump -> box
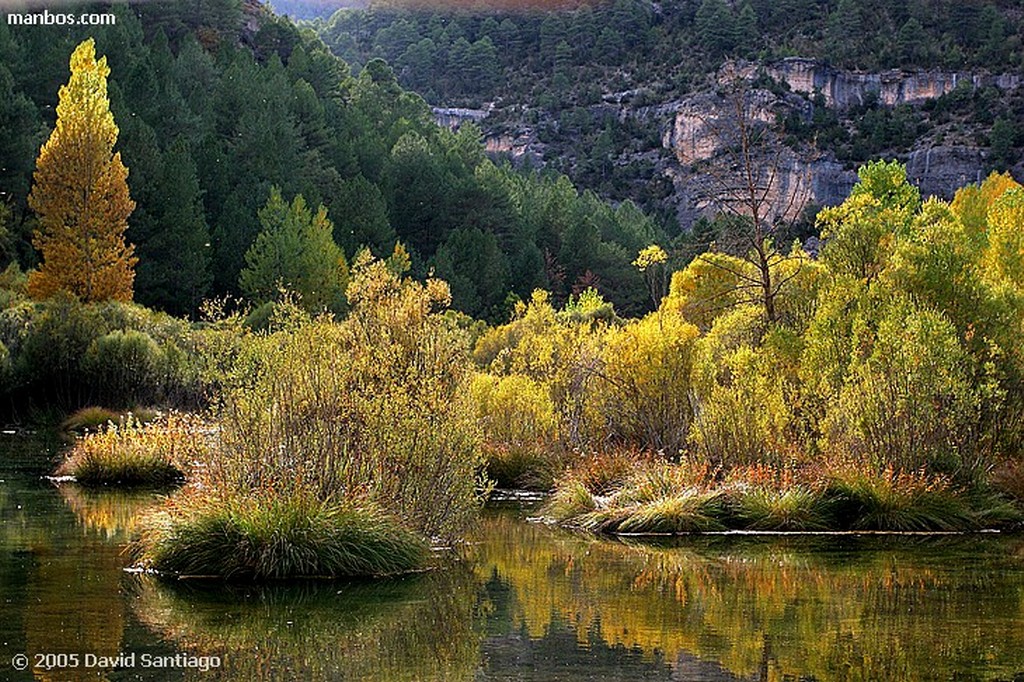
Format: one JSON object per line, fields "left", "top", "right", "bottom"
{"left": 55, "top": 412, "right": 207, "bottom": 486}
{"left": 546, "top": 456, "right": 1019, "bottom": 534}
{"left": 132, "top": 255, "right": 486, "bottom": 579}
{"left": 134, "top": 492, "right": 428, "bottom": 579}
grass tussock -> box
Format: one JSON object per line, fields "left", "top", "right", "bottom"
{"left": 484, "top": 442, "right": 565, "bottom": 490}
{"left": 55, "top": 412, "right": 208, "bottom": 486}
{"left": 825, "top": 467, "right": 977, "bottom": 531}
{"left": 547, "top": 454, "right": 1018, "bottom": 534}
{"left": 543, "top": 478, "right": 597, "bottom": 520}
{"left": 614, "top": 491, "right": 727, "bottom": 533}
{"left": 61, "top": 406, "right": 163, "bottom": 433}
{"left": 732, "top": 486, "right": 831, "bottom": 531}
{"left": 132, "top": 492, "right": 429, "bottom": 580}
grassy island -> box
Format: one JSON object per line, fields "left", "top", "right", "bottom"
{"left": 127, "top": 255, "right": 486, "bottom": 579}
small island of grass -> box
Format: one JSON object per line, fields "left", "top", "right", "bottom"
{"left": 55, "top": 413, "right": 205, "bottom": 487}
{"left": 127, "top": 255, "right": 485, "bottom": 579}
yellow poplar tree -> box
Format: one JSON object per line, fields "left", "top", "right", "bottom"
{"left": 28, "top": 38, "right": 136, "bottom": 302}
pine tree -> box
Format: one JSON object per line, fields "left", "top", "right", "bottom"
{"left": 135, "top": 138, "right": 212, "bottom": 315}
{"left": 240, "top": 187, "right": 348, "bottom": 313}
{"left": 27, "top": 39, "right": 137, "bottom": 302}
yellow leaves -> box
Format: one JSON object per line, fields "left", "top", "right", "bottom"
{"left": 983, "top": 186, "right": 1024, "bottom": 287}
{"left": 469, "top": 372, "right": 558, "bottom": 446}
{"left": 662, "top": 252, "right": 752, "bottom": 332}
{"left": 632, "top": 244, "right": 668, "bottom": 272}
{"left": 28, "top": 38, "right": 136, "bottom": 303}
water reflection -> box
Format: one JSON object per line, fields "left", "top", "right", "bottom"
{"left": 0, "top": 465, "right": 134, "bottom": 681}
{"left": 3, "top": 441, "right": 1024, "bottom": 682}
{"left": 57, "top": 484, "right": 163, "bottom": 541}
{"left": 131, "top": 568, "right": 484, "bottom": 681}
{"left": 468, "top": 514, "right": 1024, "bottom": 681}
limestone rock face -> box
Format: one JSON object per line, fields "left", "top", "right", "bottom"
{"left": 762, "top": 58, "right": 1021, "bottom": 109}
{"left": 660, "top": 87, "right": 856, "bottom": 226}
{"left": 437, "top": 58, "right": 1019, "bottom": 233}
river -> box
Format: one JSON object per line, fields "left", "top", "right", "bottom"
{"left": 2, "top": 435, "right": 1023, "bottom": 681}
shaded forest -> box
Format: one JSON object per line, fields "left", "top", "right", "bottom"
{"left": 0, "top": 0, "right": 660, "bottom": 321}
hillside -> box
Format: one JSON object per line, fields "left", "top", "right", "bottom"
{"left": 0, "top": 0, "right": 663, "bottom": 321}
{"left": 313, "top": 0, "right": 1024, "bottom": 235}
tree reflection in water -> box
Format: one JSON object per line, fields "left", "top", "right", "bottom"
{"left": 131, "top": 566, "right": 484, "bottom": 681}
{"left": 468, "top": 513, "right": 1024, "bottom": 681}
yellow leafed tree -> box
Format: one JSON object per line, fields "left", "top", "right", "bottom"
{"left": 28, "top": 38, "right": 136, "bottom": 302}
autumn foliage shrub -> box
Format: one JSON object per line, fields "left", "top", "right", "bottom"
{"left": 56, "top": 412, "right": 208, "bottom": 486}
{"left": 469, "top": 372, "right": 563, "bottom": 488}
{"left": 134, "top": 255, "right": 486, "bottom": 578}
{"left": 590, "top": 310, "right": 698, "bottom": 455}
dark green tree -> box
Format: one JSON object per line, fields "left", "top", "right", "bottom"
{"left": 135, "top": 139, "right": 212, "bottom": 315}
{"left": 240, "top": 187, "right": 348, "bottom": 313}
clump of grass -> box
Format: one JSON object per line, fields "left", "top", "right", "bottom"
{"left": 61, "top": 406, "right": 121, "bottom": 433}
{"left": 55, "top": 413, "right": 207, "bottom": 486}
{"left": 614, "top": 491, "right": 727, "bottom": 533}
{"left": 132, "top": 492, "right": 428, "bottom": 579}
{"left": 484, "top": 443, "right": 563, "bottom": 491}
{"left": 543, "top": 477, "right": 598, "bottom": 520}
{"left": 61, "top": 406, "right": 163, "bottom": 433}
{"left": 609, "top": 459, "right": 718, "bottom": 506}
{"left": 825, "top": 467, "right": 976, "bottom": 531}
{"left": 551, "top": 459, "right": 726, "bottom": 534}
{"left": 732, "top": 486, "right": 832, "bottom": 531}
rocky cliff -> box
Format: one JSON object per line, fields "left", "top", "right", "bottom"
{"left": 444, "top": 58, "right": 1019, "bottom": 232}
{"left": 654, "top": 58, "right": 1021, "bottom": 225}
{"left": 760, "top": 58, "right": 1021, "bottom": 110}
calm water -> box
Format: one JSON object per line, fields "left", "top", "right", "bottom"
{"left": 2, "top": 436, "right": 1024, "bottom": 682}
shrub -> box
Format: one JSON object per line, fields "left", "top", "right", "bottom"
{"left": 470, "top": 372, "right": 563, "bottom": 488}
{"left": 133, "top": 492, "right": 427, "bottom": 579}
{"left": 820, "top": 298, "right": 983, "bottom": 477}
{"left": 55, "top": 413, "right": 207, "bottom": 486}
{"left": 81, "top": 330, "right": 167, "bottom": 407}
{"left": 590, "top": 311, "right": 698, "bottom": 455}
{"left": 134, "top": 255, "right": 487, "bottom": 579}
{"left": 689, "top": 307, "right": 798, "bottom": 468}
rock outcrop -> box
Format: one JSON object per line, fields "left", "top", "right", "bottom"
{"left": 734, "top": 58, "right": 1022, "bottom": 110}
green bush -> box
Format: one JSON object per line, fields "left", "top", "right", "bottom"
{"left": 470, "top": 372, "right": 563, "bottom": 489}
{"left": 81, "top": 330, "right": 167, "bottom": 408}
{"left": 820, "top": 298, "right": 983, "bottom": 477}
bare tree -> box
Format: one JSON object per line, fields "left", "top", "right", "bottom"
{"left": 686, "top": 78, "right": 814, "bottom": 324}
